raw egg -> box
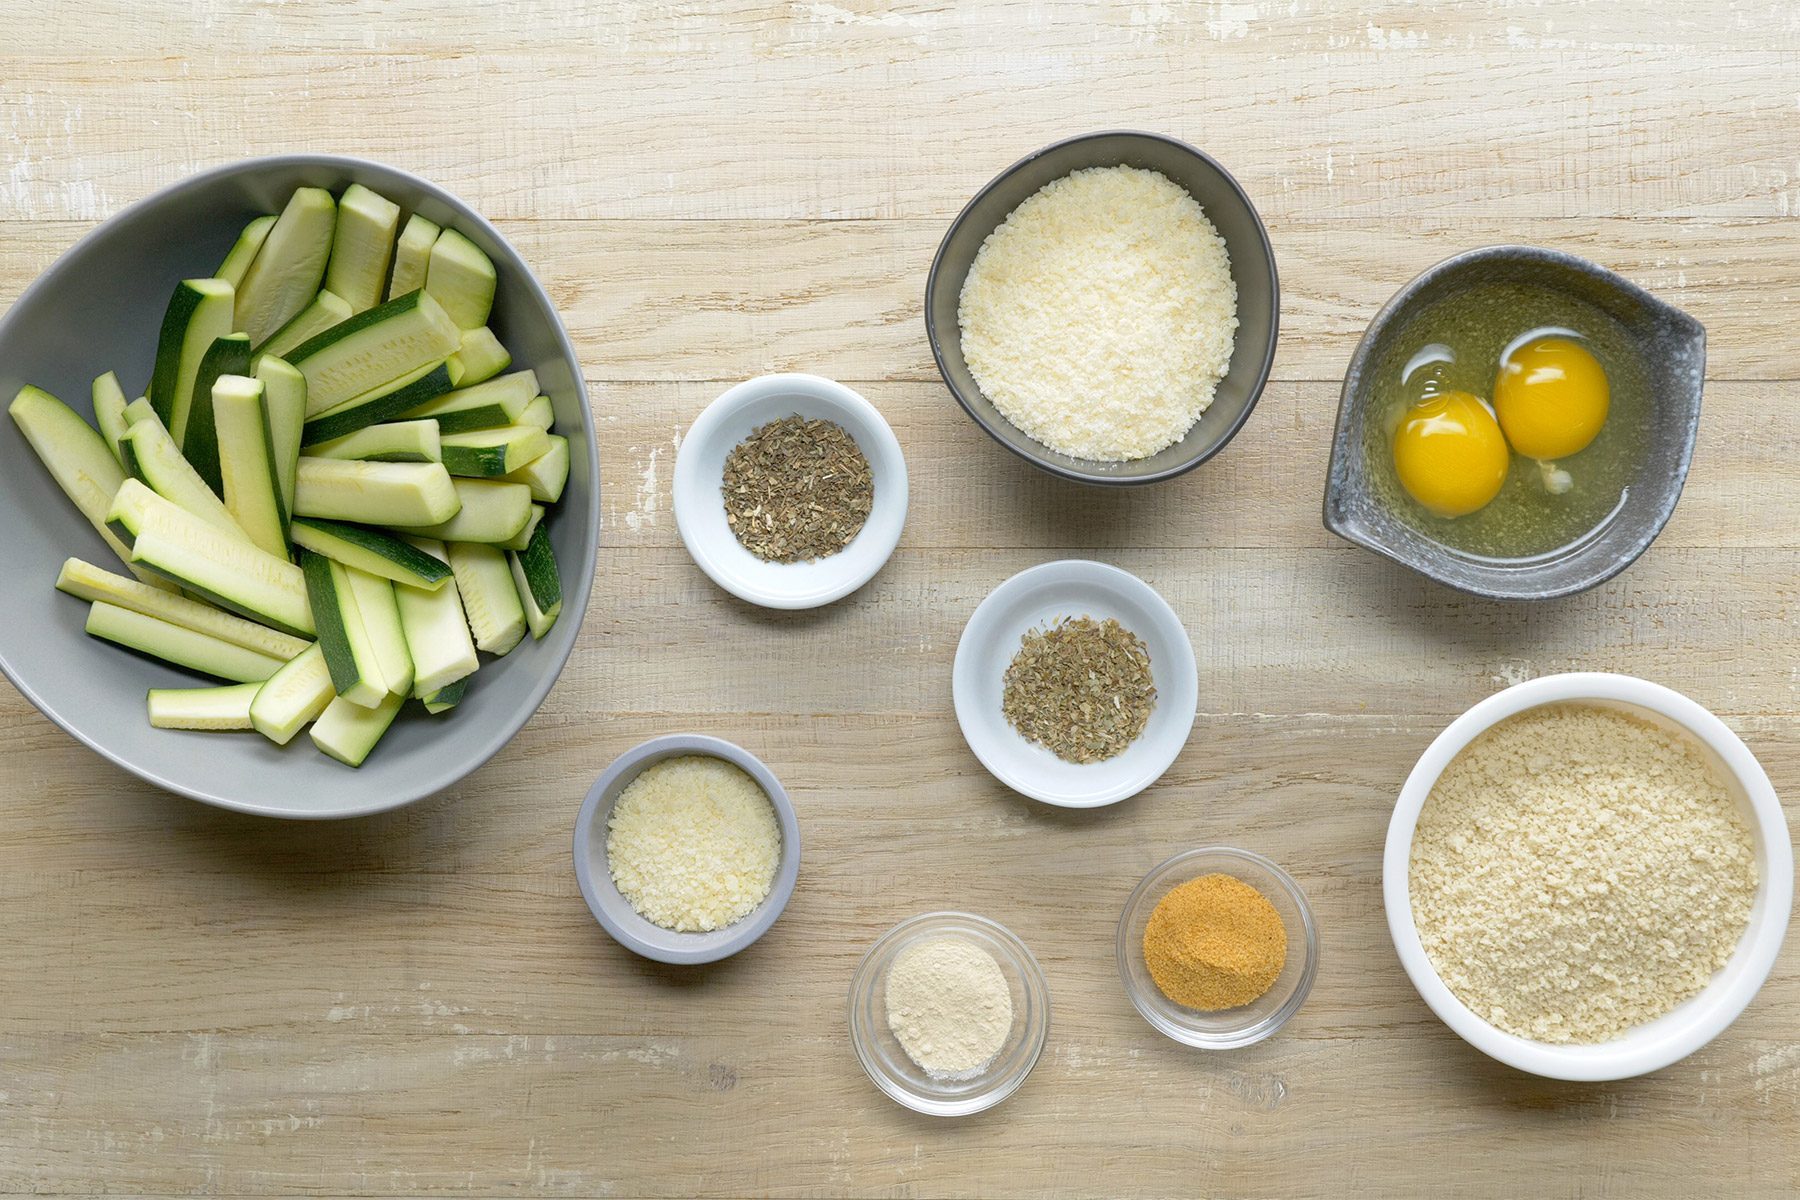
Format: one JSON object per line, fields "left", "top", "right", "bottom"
{"left": 1494, "top": 336, "right": 1609, "bottom": 460}
{"left": 1391, "top": 390, "right": 1510, "bottom": 518}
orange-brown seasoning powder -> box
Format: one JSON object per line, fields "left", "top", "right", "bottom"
{"left": 1143, "top": 874, "right": 1287, "bottom": 1010}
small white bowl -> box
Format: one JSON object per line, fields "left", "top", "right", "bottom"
{"left": 673, "top": 373, "right": 908, "bottom": 610}
{"left": 952, "top": 561, "right": 1198, "bottom": 807}
{"left": 1385, "top": 673, "right": 1793, "bottom": 1081}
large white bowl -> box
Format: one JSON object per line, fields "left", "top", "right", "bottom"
{"left": 1384, "top": 673, "right": 1792, "bottom": 1080}
{"left": 0, "top": 156, "right": 597, "bottom": 818}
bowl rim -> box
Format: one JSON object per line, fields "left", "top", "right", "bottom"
{"left": 924, "top": 129, "right": 1280, "bottom": 488}
{"left": 1322, "top": 243, "right": 1707, "bottom": 600}
{"left": 1383, "top": 672, "right": 1793, "bottom": 1080}
{"left": 671, "top": 372, "right": 908, "bottom": 610}
{"left": 572, "top": 733, "right": 802, "bottom": 965}
{"left": 846, "top": 909, "right": 1051, "bottom": 1116}
{"left": 0, "top": 153, "right": 599, "bottom": 819}
{"left": 950, "top": 558, "right": 1199, "bottom": 808}
{"left": 1116, "top": 845, "right": 1320, "bottom": 1048}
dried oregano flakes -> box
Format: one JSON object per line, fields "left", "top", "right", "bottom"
{"left": 1001, "top": 615, "right": 1156, "bottom": 764}
{"left": 721, "top": 415, "right": 874, "bottom": 563}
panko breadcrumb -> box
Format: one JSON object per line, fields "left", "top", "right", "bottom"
{"left": 1409, "top": 704, "right": 1757, "bottom": 1044}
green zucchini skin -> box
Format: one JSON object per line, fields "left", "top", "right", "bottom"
{"left": 181, "top": 332, "right": 253, "bottom": 495}
{"left": 291, "top": 517, "right": 453, "bottom": 590}
{"left": 300, "top": 362, "right": 454, "bottom": 446}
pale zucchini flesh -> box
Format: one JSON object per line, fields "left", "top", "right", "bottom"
{"left": 288, "top": 287, "right": 461, "bottom": 414}
{"left": 213, "top": 214, "right": 277, "bottom": 290}
{"left": 91, "top": 372, "right": 132, "bottom": 469}
{"left": 307, "top": 419, "right": 441, "bottom": 464}
{"left": 299, "top": 550, "right": 387, "bottom": 708}
{"left": 517, "top": 395, "right": 554, "bottom": 431}
{"left": 387, "top": 478, "right": 530, "bottom": 544}
{"left": 119, "top": 410, "right": 250, "bottom": 544}
{"left": 344, "top": 566, "right": 413, "bottom": 697}
{"left": 234, "top": 186, "right": 337, "bottom": 345}
{"left": 9, "top": 385, "right": 176, "bottom": 591}
{"left": 293, "top": 457, "right": 462, "bottom": 526}
{"left": 446, "top": 326, "right": 511, "bottom": 388}
{"left": 387, "top": 213, "right": 440, "bottom": 302}
{"left": 501, "top": 434, "right": 570, "bottom": 504}
{"left": 148, "top": 277, "right": 234, "bottom": 444}
{"left": 300, "top": 361, "right": 453, "bottom": 442}
{"left": 310, "top": 688, "right": 404, "bottom": 767}
{"left": 425, "top": 228, "right": 497, "bottom": 330}
{"left": 212, "top": 374, "right": 289, "bottom": 556}
{"left": 446, "top": 541, "right": 525, "bottom": 655}
{"left": 290, "top": 517, "right": 452, "bottom": 590}
{"left": 402, "top": 368, "right": 537, "bottom": 433}
{"left": 256, "top": 289, "right": 352, "bottom": 359}
{"left": 57, "top": 557, "right": 310, "bottom": 661}
{"left": 180, "top": 331, "right": 252, "bottom": 494}
{"left": 86, "top": 601, "right": 285, "bottom": 683}
{"left": 322, "top": 184, "right": 402, "bottom": 314}
{"left": 255, "top": 355, "right": 307, "bottom": 520}
{"left": 500, "top": 503, "right": 545, "bottom": 553}
{"left": 147, "top": 682, "right": 260, "bottom": 730}
{"left": 439, "top": 424, "right": 550, "bottom": 478}
{"left": 249, "top": 643, "right": 334, "bottom": 745}
{"left": 508, "top": 521, "right": 562, "bottom": 640}
{"left": 394, "top": 538, "right": 478, "bottom": 696}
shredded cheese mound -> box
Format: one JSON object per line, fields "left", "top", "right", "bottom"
{"left": 606, "top": 755, "right": 781, "bottom": 933}
{"left": 957, "top": 165, "right": 1239, "bottom": 462}
{"left": 1410, "top": 705, "right": 1757, "bottom": 1044}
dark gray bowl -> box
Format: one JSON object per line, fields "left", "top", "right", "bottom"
{"left": 1323, "top": 246, "right": 1705, "bottom": 600}
{"left": 0, "top": 155, "right": 598, "bottom": 817}
{"left": 926, "top": 131, "right": 1278, "bottom": 486}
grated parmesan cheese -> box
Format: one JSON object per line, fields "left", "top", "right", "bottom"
{"left": 1410, "top": 704, "right": 1757, "bottom": 1044}
{"left": 956, "top": 164, "right": 1238, "bottom": 462}
{"left": 606, "top": 755, "right": 781, "bottom": 933}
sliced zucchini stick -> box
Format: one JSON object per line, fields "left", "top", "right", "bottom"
{"left": 181, "top": 332, "right": 252, "bottom": 494}
{"left": 387, "top": 212, "right": 440, "bottom": 301}
{"left": 310, "top": 688, "right": 404, "bottom": 767}
{"left": 299, "top": 549, "right": 387, "bottom": 708}
{"left": 508, "top": 522, "right": 562, "bottom": 640}
{"left": 500, "top": 503, "right": 545, "bottom": 553}
{"left": 249, "top": 643, "right": 334, "bottom": 745}
{"left": 213, "top": 214, "right": 276, "bottom": 290}
{"left": 393, "top": 538, "right": 478, "bottom": 697}
{"left": 307, "top": 419, "right": 441, "bottom": 464}
{"left": 446, "top": 326, "right": 511, "bottom": 387}
{"left": 119, "top": 407, "right": 250, "bottom": 544}
{"left": 293, "top": 457, "right": 462, "bottom": 526}
{"left": 323, "top": 184, "right": 402, "bottom": 314}
{"left": 57, "top": 558, "right": 309, "bottom": 661}
{"left": 256, "top": 355, "right": 307, "bottom": 522}
{"left": 300, "top": 362, "right": 453, "bottom": 443}
{"left": 344, "top": 566, "right": 413, "bottom": 697}
{"left": 440, "top": 424, "right": 549, "bottom": 478}
{"left": 86, "top": 601, "right": 285, "bottom": 683}
{"left": 403, "top": 369, "right": 536, "bottom": 432}
{"left": 147, "top": 682, "right": 261, "bottom": 730}
{"left": 421, "top": 676, "right": 468, "bottom": 714}
{"left": 500, "top": 435, "right": 569, "bottom": 504}
{"left": 234, "top": 186, "right": 337, "bottom": 345}
{"left": 257, "top": 289, "right": 352, "bottom": 359}
{"left": 446, "top": 541, "right": 525, "bottom": 655}
{"left": 516, "top": 395, "right": 554, "bottom": 431}
{"left": 287, "top": 288, "right": 461, "bottom": 414}
{"left": 91, "top": 371, "right": 132, "bottom": 469}
{"left": 387, "top": 478, "right": 530, "bottom": 544}
{"left": 213, "top": 374, "right": 289, "bottom": 556}
{"left": 9, "top": 385, "right": 176, "bottom": 592}
{"left": 148, "top": 277, "right": 234, "bottom": 443}
{"left": 425, "top": 228, "right": 497, "bottom": 330}
{"left": 290, "top": 517, "right": 452, "bottom": 590}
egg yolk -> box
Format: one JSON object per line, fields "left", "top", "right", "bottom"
{"left": 1493, "top": 336, "right": 1609, "bottom": 460}
{"left": 1391, "top": 390, "right": 1511, "bottom": 518}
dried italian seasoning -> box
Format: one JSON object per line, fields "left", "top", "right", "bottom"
{"left": 1002, "top": 616, "right": 1155, "bottom": 764}
{"left": 722, "top": 415, "right": 874, "bottom": 563}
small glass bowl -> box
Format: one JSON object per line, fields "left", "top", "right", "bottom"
{"left": 848, "top": 912, "right": 1050, "bottom": 1117}
{"left": 1117, "top": 847, "right": 1318, "bottom": 1048}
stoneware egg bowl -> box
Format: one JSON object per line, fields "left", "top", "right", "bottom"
{"left": 1324, "top": 245, "right": 1706, "bottom": 599}
{"left": 573, "top": 733, "right": 802, "bottom": 965}
{"left": 926, "top": 130, "right": 1279, "bottom": 486}
{"left": 0, "top": 154, "right": 597, "bottom": 818}
{"left": 952, "top": 560, "right": 1198, "bottom": 808}
{"left": 672, "top": 373, "right": 908, "bottom": 610}
{"left": 1384, "top": 673, "right": 1793, "bottom": 1081}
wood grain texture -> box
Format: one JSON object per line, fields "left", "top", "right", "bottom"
{"left": 2, "top": 1, "right": 1798, "bottom": 1197}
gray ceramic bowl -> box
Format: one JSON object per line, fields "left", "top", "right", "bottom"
{"left": 1323, "top": 245, "right": 1704, "bottom": 599}
{"left": 926, "top": 130, "right": 1278, "bottom": 486}
{"left": 572, "top": 734, "right": 802, "bottom": 965}
{"left": 0, "top": 155, "right": 597, "bottom": 817}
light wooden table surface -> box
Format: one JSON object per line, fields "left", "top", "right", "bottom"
{"left": 2, "top": 3, "right": 1797, "bottom": 1197}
